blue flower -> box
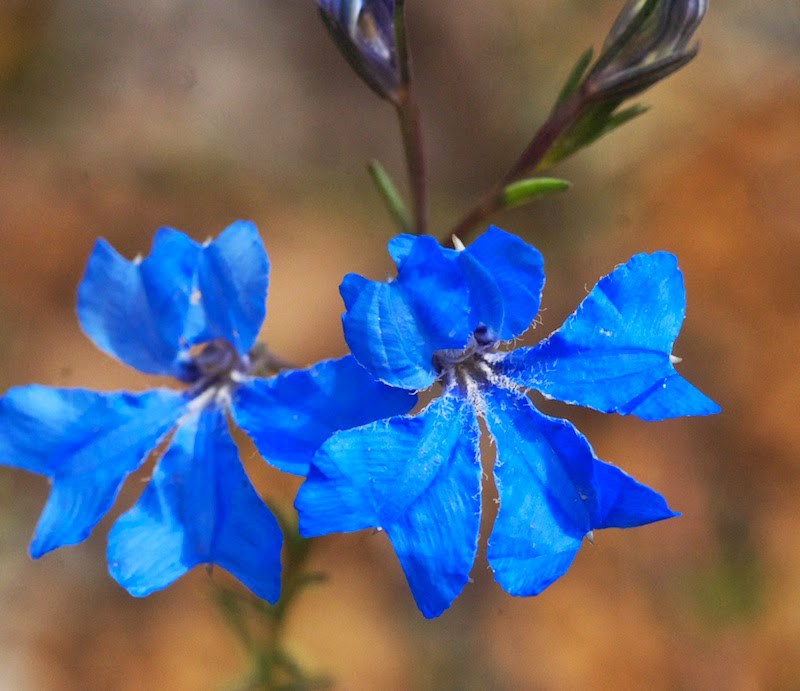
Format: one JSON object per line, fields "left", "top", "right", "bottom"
{"left": 0, "top": 221, "right": 415, "bottom": 601}
{"left": 316, "top": 0, "right": 400, "bottom": 99}
{"left": 295, "top": 226, "right": 719, "bottom": 617}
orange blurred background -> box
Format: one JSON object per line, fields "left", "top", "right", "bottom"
{"left": 1, "top": 1, "right": 799, "bottom": 688}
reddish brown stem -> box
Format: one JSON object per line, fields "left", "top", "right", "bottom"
{"left": 395, "top": 87, "right": 427, "bottom": 235}
{"left": 444, "top": 95, "right": 587, "bottom": 246}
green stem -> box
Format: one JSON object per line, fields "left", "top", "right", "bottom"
{"left": 367, "top": 160, "right": 412, "bottom": 232}
{"left": 215, "top": 507, "right": 330, "bottom": 689}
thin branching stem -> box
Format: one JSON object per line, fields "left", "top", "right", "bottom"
{"left": 394, "top": 88, "right": 427, "bottom": 235}
{"left": 215, "top": 508, "right": 330, "bottom": 689}
{"left": 444, "top": 94, "right": 586, "bottom": 246}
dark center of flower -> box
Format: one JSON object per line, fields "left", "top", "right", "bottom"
{"left": 432, "top": 326, "right": 499, "bottom": 392}
{"left": 181, "top": 339, "right": 251, "bottom": 395}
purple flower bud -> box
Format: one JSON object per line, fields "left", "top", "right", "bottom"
{"left": 317, "top": 0, "right": 401, "bottom": 99}
{"left": 585, "top": 0, "right": 708, "bottom": 101}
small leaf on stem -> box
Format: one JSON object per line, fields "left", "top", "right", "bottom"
{"left": 368, "top": 159, "right": 412, "bottom": 233}
{"left": 499, "top": 177, "right": 571, "bottom": 210}
{"left": 553, "top": 47, "right": 594, "bottom": 110}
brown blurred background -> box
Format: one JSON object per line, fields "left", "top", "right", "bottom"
{"left": 0, "top": 0, "right": 798, "bottom": 688}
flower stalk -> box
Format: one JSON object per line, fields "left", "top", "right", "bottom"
{"left": 389, "top": 0, "right": 427, "bottom": 234}
{"left": 215, "top": 505, "right": 331, "bottom": 690}
{"left": 317, "top": 0, "right": 428, "bottom": 234}
{"left": 394, "top": 83, "right": 427, "bottom": 235}
{"left": 445, "top": 0, "right": 707, "bottom": 245}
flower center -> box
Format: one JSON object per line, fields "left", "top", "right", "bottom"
{"left": 432, "top": 326, "right": 498, "bottom": 392}
{"left": 182, "top": 339, "right": 250, "bottom": 395}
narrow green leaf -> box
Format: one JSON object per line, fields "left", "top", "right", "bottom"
{"left": 596, "top": 102, "right": 650, "bottom": 138}
{"left": 553, "top": 47, "right": 594, "bottom": 109}
{"left": 537, "top": 101, "right": 649, "bottom": 169}
{"left": 367, "top": 160, "right": 412, "bottom": 233}
{"left": 499, "top": 177, "right": 571, "bottom": 209}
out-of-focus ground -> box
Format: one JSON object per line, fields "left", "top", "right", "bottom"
{"left": 0, "top": 0, "right": 798, "bottom": 688}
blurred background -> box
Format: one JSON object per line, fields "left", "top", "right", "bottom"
{"left": 0, "top": 0, "right": 798, "bottom": 688}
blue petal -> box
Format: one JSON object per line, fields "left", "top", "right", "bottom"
{"left": 390, "top": 228, "right": 544, "bottom": 340}
{"left": 618, "top": 370, "right": 720, "bottom": 419}
{"left": 340, "top": 273, "right": 370, "bottom": 311}
{"left": 591, "top": 460, "right": 678, "bottom": 529}
{"left": 79, "top": 223, "right": 269, "bottom": 376}
{"left": 457, "top": 251, "right": 505, "bottom": 338}
{"left": 108, "top": 407, "right": 282, "bottom": 602}
{"left": 483, "top": 387, "right": 592, "bottom": 596}
{"left": 296, "top": 393, "right": 482, "bottom": 617}
{"left": 231, "top": 355, "right": 417, "bottom": 476}
{"left": 387, "top": 233, "right": 415, "bottom": 268}
{"left": 502, "top": 252, "right": 720, "bottom": 419}
{"left": 483, "top": 386, "right": 678, "bottom": 595}
{"left": 388, "top": 235, "right": 505, "bottom": 335}
{"left": 461, "top": 225, "right": 545, "bottom": 340}
{"left": 342, "top": 236, "right": 471, "bottom": 389}
{"left": 0, "top": 386, "right": 186, "bottom": 557}
{"left": 77, "top": 229, "right": 202, "bottom": 375}
{"left": 184, "top": 221, "right": 269, "bottom": 355}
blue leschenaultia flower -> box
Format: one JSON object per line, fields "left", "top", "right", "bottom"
{"left": 0, "top": 221, "right": 415, "bottom": 602}
{"left": 295, "top": 225, "right": 720, "bottom": 618}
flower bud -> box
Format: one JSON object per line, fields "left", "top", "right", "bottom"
{"left": 585, "top": 0, "right": 707, "bottom": 101}
{"left": 317, "top": 0, "right": 401, "bottom": 99}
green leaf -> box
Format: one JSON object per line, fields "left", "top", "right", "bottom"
{"left": 537, "top": 101, "right": 649, "bottom": 169}
{"left": 499, "top": 178, "right": 571, "bottom": 209}
{"left": 595, "top": 102, "right": 650, "bottom": 138}
{"left": 367, "top": 160, "right": 412, "bottom": 233}
{"left": 553, "top": 47, "right": 594, "bottom": 109}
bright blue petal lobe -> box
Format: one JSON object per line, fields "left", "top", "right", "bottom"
{"left": 108, "top": 407, "right": 282, "bottom": 602}
{"left": 591, "top": 460, "right": 678, "bottom": 529}
{"left": 342, "top": 236, "right": 471, "bottom": 390}
{"left": 296, "top": 394, "right": 482, "bottom": 617}
{"left": 617, "top": 370, "right": 720, "bottom": 419}
{"left": 184, "top": 221, "right": 269, "bottom": 355}
{"left": 456, "top": 251, "right": 505, "bottom": 338}
{"left": 387, "top": 233, "right": 415, "bottom": 268}
{"left": 340, "top": 273, "right": 370, "bottom": 311}
{"left": 389, "top": 233, "right": 506, "bottom": 335}
{"left": 461, "top": 225, "right": 545, "bottom": 340}
{"left": 231, "top": 355, "right": 417, "bottom": 476}
{"left": 0, "top": 385, "right": 186, "bottom": 557}
{"left": 390, "top": 227, "right": 544, "bottom": 340}
{"left": 483, "top": 386, "right": 678, "bottom": 595}
{"left": 77, "top": 229, "right": 202, "bottom": 376}
{"left": 502, "top": 252, "right": 720, "bottom": 419}
{"left": 483, "top": 387, "right": 593, "bottom": 596}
